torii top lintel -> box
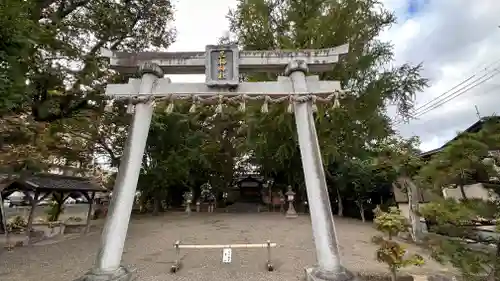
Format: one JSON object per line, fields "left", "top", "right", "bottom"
{"left": 103, "top": 44, "right": 349, "bottom": 76}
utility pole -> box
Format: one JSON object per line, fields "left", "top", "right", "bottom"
{"left": 475, "top": 105, "right": 482, "bottom": 120}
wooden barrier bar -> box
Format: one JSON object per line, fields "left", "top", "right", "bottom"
{"left": 170, "top": 240, "right": 276, "bottom": 273}
{"left": 175, "top": 242, "right": 277, "bottom": 249}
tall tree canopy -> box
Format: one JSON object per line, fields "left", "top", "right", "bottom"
{"left": 1, "top": 0, "right": 175, "bottom": 120}
{"left": 227, "top": 0, "right": 428, "bottom": 197}
{"left": 417, "top": 120, "right": 500, "bottom": 280}
{"left": 0, "top": 0, "right": 175, "bottom": 173}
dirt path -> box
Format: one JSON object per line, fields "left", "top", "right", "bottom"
{"left": 0, "top": 213, "right": 454, "bottom": 281}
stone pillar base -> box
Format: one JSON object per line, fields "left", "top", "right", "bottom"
{"left": 285, "top": 211, "right": 298, "bottom": 218}
{"left": 74, "top": 266, "right": 134, "bottom": 281}
{"left": 305, "top": 266, "right": 359, "bottom": 281}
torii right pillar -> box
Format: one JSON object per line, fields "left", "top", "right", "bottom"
{"left": 285, "top": 60, "right": 357, "bottom": 281}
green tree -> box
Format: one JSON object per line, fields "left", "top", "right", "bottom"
{"left": 244, "top": 104, "right": 304, "bottom": 189}
{"left": 374, "top": 136, "right": 424, "bottom": 241}
{"left": 0, "top": 0, "right": 176, "bottom": 177}
{"left": 50, "top": 101, "right": 132, "bottom": 168}
{"left": 0, "top": 0, "right": 39, "bottom": 112}
{"left": 0, "top": 0, "right": 175, "bottom": 121}
{"left": 138, "top": 105, "right": 207, "bottom": 215}
{"left": 347, "top": 158, "right": 376, "bottom": 222}
{"left": 200, "top": 107, "right": 247, "bottom": 198}
{"left": 226, "top": 0, "right": 428, "bottom": 202}
{"left": 372, "top": 206, "right": 425, "bottom": 281}
{"left": 419, "top": 135, "right": 491, "bottom": 201}
{"left": 418, "top": 120, "right": 500, "bottom": 280}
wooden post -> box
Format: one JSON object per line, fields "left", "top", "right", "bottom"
{"left": 26, "top": 191, "right": 40, "bottom": 245}
{"left": 52, "top": 191, "right": 66, "bottom": 222}
{"left": 84, "top": 192, "right": 96, "bottom": 234}
{"left": 0, "top": 192, "right": 7, "bottom": 239}
{"left": 268, "top": 184, "right": 272, "bottom": 213}
{"left": 400, "top": 177, "right": 423, "bottom": 242}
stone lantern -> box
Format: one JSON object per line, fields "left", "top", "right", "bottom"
{"left": 183, "top": 191, "right": 193, "bottom": 215}
{"left": 196, "top": 200, "right": 201, "bottom": 212}
{"left": 222, "top": 192, "right": 228, "bottom": 212}
{"left": 207, "top": 192, "right": 216, "bottom": 213}
{"left": 285, "top": 186, "right": 298, "bottom": 218}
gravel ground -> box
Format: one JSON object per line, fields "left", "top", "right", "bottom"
{"left": 0, "top": 213, "right": 454, "bottom": 281}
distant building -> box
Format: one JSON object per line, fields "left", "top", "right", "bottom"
{"left": 419, "top": 116, "right": 500, "bottom": 201}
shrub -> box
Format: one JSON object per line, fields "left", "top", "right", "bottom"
{"left": 6, "top": 215, "right": 27, "bottom": 233}
{"left": 372, "top": 206, "right": 425, "bottom": 281}
{"left": 45, "top": 201, "right": 64, "bottom": 222}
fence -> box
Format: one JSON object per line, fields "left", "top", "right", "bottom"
{"left": 170, "top": 240, "right": 277, "bottom": 273}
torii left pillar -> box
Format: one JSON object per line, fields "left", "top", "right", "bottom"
{"left": 75, "top": 62, "right": 165, "bottom": 281}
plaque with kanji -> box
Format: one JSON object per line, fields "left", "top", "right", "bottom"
{"left": 205, "top": 45, "right": 239, "bottom": 88}
{"left": 222, "top": 248, "right": 232, "bottom": 263}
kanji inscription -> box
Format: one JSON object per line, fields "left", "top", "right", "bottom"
{"left": 205, "top": 45, "right": 239, "bottom": 88}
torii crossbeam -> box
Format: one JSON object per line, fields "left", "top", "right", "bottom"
{"left": 75, "top": 44, "right": 356, "bottom": 281}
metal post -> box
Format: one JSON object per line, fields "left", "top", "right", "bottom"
{"left": 266, "top": 240, "right": 274, "bottom": 271}
{"left": 170, "top": 240, "right": 276, "bottom": 273}
{"left": 286, "top": 60, "right": 355, "bottom": 281}
{"left": 171, "top": 241, "right": 181, "bottom": 273}
{"left": 267, "top": 184, "right": 272, "bottom": 212}
{"left": 76, "top": 63, "right": 164, "bottom": 281}
{"left": 84, "top": 192, "right": 96, "bottom": 234}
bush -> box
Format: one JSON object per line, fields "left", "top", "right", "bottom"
{"left": 6, "top": 215, "right": 27, "bottom": 233}
{"left": 420, "top": 199, "right": 499, "bottom": 280}
{"left": 372, "top": 206, "right": 424, "bottom": 281}
{"left": 45, "top": 201, "right": 64, "bottom": 222}
{"left": 66, "top": 216, "right": 83, "bottom": 222}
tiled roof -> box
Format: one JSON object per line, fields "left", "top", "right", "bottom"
{"left": 24, "top": 174, "right": 106, "bottom": 192}
{"left": 419, "top": 116, "right": 500, "bottom": 158}
{"left": 1, "top": 173, "right": 106, "bottom": 193}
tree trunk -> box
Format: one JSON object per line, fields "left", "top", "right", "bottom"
{"left": 26, "top": 195, "right": 38, "bottom": 245}
{"left": 399, "top": 177, "right": 423, "bottom": 243}
{"left": 390, "top": 268, "right": 397, "bottom": 281}
{"left": 336, "top": 187, "right": 343, "bottom": 217}
{"left": 490, "top": 238, "right": 500, "bottom": 281}
{"left": 357, "top": 201, "right": 365, "bottom": 222}
{"left": 52, "top": 192, "right": 64, "bottom": 221}
{"left": 0, "top": 192, "right": 6, "bottom": 235}
{"left": 459, "top": 185, "right": 468, "bottom": 200}
{"left": 54, "top": 202, "right": 63, "bottom": 221}
{"left": 152, "top": 196, "right": 160, "bottom": 216}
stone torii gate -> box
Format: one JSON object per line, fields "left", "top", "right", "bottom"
{"left": 76, "top": 45, "right": 355, "bottom": 281}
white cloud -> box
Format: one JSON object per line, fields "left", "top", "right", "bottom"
{"left": 382, "top": 0, "right": 500, "bottom": 151}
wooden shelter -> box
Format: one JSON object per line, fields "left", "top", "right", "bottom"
{"left": 235, "top": 175, "right": 264, "bottom": 203}
{"left": 0, "top": 173, "right": 107, "bottom": 242}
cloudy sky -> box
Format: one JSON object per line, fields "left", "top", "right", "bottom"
{"left": 168, "top": 0, "right": 500, "bottom": 152}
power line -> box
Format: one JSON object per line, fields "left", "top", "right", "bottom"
{"left": 390, "top": 62, "right": 497, "bottom": 126}
{"left": 409, "top": 58, "right": 500, "bottom": 115}
{"left": 392, "top": 28, "right": 500, "bottom": 125}
{"left": 410, "top": 70, "right": 500, "bottom": 118}
{"left": 394, "top": 68, "right": 500, "bottom": 125}
{"left": 406, "top": 28, "right": 500, "bottom": 115}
